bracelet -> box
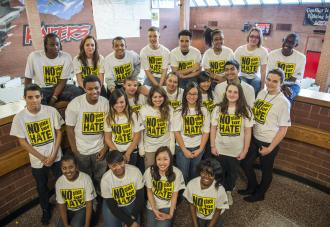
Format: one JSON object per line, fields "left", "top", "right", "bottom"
{"left": 51, "top": 95, "right": 58, "bottom": 101}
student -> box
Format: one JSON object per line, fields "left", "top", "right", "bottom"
{"left": 144, "top": 146, "right": 185, "bottom": 227}
{"left": 140, "top": 86, "right": 174, "bottom": 169}
{"left": 202, "top": 29, "right": 234, "bottom": 85}
{"left": 123, "top": 76, "right": 147, "bottom": 114}
{"left": 10, "top": 84, "right": 64, "bottom": 225}
{"left": 140, "top": 26, "right": 170, "bottom": 86}
{"left": 56, "top": 155, "right": 96, "bottom": 227}
{"left": 101, "top": 150, "right": 144, "bottom": 227}
{"left": 172, "top": 82, "right": 210, "bottom": 182}
{"left": 184, "top": 159, "right": 229, "bottom": 227}
{"left": 104, "top": 89, "right": 144, "bottom": 166}
{"left": 234, "top": 27, "right": 268, "bottom": 95}
{"left": 240, "top": 69, "right": 291, "bottom": 202}
{"left": 104, "top": 36, "right": 140, "bottom": 92}
{"left": 197, "top": 71, "right": 216, "bottom": 113}
{"left": 267, "top": 33, "right": 306, "bottom": 102}
{"left": 210, "top": 83, "right": 253, "bottom": 205}
{"left": 163, "top": 72, "right": 184, "bottom": 110}
{"left": 170, "top": 29, "right": 202, "bottom": 88}
{"left": 65, "top": 75, "right": 109, "bottom": 194}
{"left": 73, "top": 35, "right": 107, "bottom": 97}
{"left": 25, "top": 33, "right": 80, "bottom": 106}
{"left": 214, "top": 60, "right": 255, "bottom": 108}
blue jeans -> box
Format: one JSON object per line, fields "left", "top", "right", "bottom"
{"left": 58, "top": 207, "right": 86, "bottom": 227}
{"left": 41, "top": 85, "right": 81, "bottom": 105}
{"left": 146, "top": 208, "right": 172, "bottom": 227}
{"left": 144, "top": 76, "right": 161, "bottom": 86}
{"left": 179, "top": 78, "right": 197, "bottom": 89}
{"left": 240, "top": 76, "right": 260, "bottom": 97}
{"left": 175, "top": 145, "right": 204, "bottom": 183}
{"left": 197, "top": 215, "right": 224, "bottom": 227}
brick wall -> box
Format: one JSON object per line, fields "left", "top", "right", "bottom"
{"left": 0, "top": 123, "right": 19, "bottom": 155}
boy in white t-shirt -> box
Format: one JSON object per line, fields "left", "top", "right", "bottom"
{"left": 170, "top": 29, "right": 202, "bottom": 88}
{"left": 10, "top": 84, "right": 64, "bottom": 225}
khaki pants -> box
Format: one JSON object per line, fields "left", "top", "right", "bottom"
{"left": 144, "top": 152, "right": 156, "bottom": 169}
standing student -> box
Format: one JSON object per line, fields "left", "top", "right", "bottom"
{"left": 104, "top": 89, "right": 144, "bottom": 166}
{"left": 184, "top": 159, "right": 229, "bottom": 227}
{"left": 101, "top": 150, "right": 144, "bottom": 227}
{"left": 172, "top": 82, "right": 210, "bottom": 182}
{"left": 123, "top": 76, "right": 147, "bottom": 114}
{"left": 56, "top": 155, "right": 96, "bottom": 227}
{"left": 73, "top": 35, "right": 107, "bottom": 97}
{"left": 234, "top": 27, "right": 268, "bottom": 95}
{"left": 210, "top": 83, "right": 253, "bottom": 205}
{"left": 65, "top": 75, "right": 109, "bottom": 194}
{"left": 140, "top": 86, "right": 173, "bottom": 169}
{"left": 104, "top": 36, "right": 140, "bottom": 92}
{"left": 10, "top": 84, "right": 64, "bottom": 225}
{"left": 163, "top": 72, "right": 184, "bottom": 110}
{"left": 140, "top": 26, "right": 170, "bottom": 86}
{"left": 198, "top": 71, "right": 216, "bottom": 113}
{"left": 144, "top": 146, "right": 185, "bottom": 227}
{"left": 240, "top": 69, "right": 291, "bottom": 202}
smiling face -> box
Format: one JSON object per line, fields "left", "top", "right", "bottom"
{"left": 199, "top": 80, "right": 211, "bottom": 93}
{"left": 84, "top": 81, "right": 101, "bottom": 103}
{"left": 282, "top": 35, "right": 298, "bottom": 56}
{"left": 109, "top": 160, "right": 126, "bottom": 178}
{"left": 84, "top": 38, "right": 95, "bottom": 58}
{"left": 156, "top": 151, "right": 171, "bottom": 173}
{"left": 224, "top": 64, "right": 239, "bottom": 82}
{"left": 114, "top": 95, "right": 126, "bottom": 114}
{"left": 113, "top": 39, "right": 126, "bottom": 59}
{"left": 166, "top": 74, "right": 179, "bottom": 93}
{"left": 151, "top": 91, "right": 164, "bottom": 107}
{"left": 61, "top": 159, "right": 79, "bottom": 181}
{"left": 200, "top": 169, "right": 215, "bottom": 189}
{"left": 25, "top": 90, "right": 42, "bottom": 113}
{"left": 212, "top": 32, "right": 224, "bottom": 51}
{"left": 45, "top": 36, "right": 60, "bottom": 58}
{"left": 148, "top": 31, "right": 160, "bottom": 49}
{"left": 179, "top": 35, "right": 191, "bottom": 52}
{"left": 226, "top": 84, "right": 239, "bottom": 104}
{"left": 123, "top": 80, "right": 138, "bottom": 97}
{"left": 266, "top": 73, "right": 282, "bottom": 94}
{"left": 248, "top": 30, "right": 261, "bottom": 47}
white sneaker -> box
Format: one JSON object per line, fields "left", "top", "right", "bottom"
{"left": 226, "top": 191, "right": 233, "bottom": 205}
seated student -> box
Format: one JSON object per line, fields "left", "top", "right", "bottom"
{"left": 163, "top": 72, "right": 184, "bottom": 110}
{"left": 184, "top": 159, "right": 229, "bottom": 227}
{"left": 10, "top": 84, "right": 64, "bottom": 225}
{"left": 144, "top": 146, "right": 185, "bottom": 227}
{"left": 101, "top": 150, "right": 144, "bottom": 227}
{"left": 56, "top": 155, "right": 96, "bottom": 227}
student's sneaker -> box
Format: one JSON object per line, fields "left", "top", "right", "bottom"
{"left": 41, "top": 209, "right": 50, "bottom": 225}
{"left": 243, "top": 193, "right": 265, "bottom": 203}
{"left": 226, "top": 191, "right": 233, "bottom": 205}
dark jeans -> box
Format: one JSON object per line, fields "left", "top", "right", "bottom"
{"left": 214, "top": 155, "right": 240, "bottom": 191}
{"left": 179, "top": 77, "right": 197, "bottom": 89}
{"left": 197, "top": 214, "right": 224, "bottom": 227}
{"left": 240, "top": 136, "right": 279, "bottom": 197}
{"left": 240, "top": 76, "right": 260, "bottom": 97}
{"left": 31, "top": 161, "right": 62, "bottom": 212}
{"left": 146, "top": 208, "right": 172, "bottom": 227}
{"left": 41, "top": 85, "right": 81, "bottom": 105}
{"left": 58, "top": 207, "right": 86, "bottom": 227}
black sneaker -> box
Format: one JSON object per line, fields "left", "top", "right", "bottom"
{"left": 243, "top": 194, "right": 265, "bottom": 203}
{"left": 41, "top": 209, "right": 50, "bottom": 225}
{"left": 237, "top": 188, "right": 255, "bottom": 196}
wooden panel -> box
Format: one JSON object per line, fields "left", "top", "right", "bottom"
{"left": 0, "top": 147, "right": 29, "bottom": 177}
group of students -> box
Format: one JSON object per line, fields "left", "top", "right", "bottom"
{"left": 8, "top": 25, "right": 300, "bottom": 226}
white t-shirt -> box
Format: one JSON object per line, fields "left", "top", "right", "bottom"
{"left": 267, "top": 48, "right": 306, "bottom": 83}
{"left": 128, "top": 94, "right": 147, "bottom": 114}
{"left": 234, "top": 45, "right": 268, "bottom": 79}
{"left": 25, "top": 50, "right": 73, "bottom": 87}
{"left": 56, "top": 171, "right": 96, "bottom": 211}
{"left": 183, "top": 177, "right": 229, "bottom": 220}
{"left": 73, "top": 55, "right": 104, "bottom": 79}
{"left": 65, "top": 94, "right": 109, "bottom": 155}
{"left": 202, "top": 93, "right": 216, "bottom": 113}
{"left": 104, "top": 50, "right": 140, "bottom": 87}
{"left": 213, "top": 80, "right": 255, "bottom": 108}
{"left": 163, "top": 86, "right": 184, "bottom": 110}
{"left": 140, "top": 105, "right": 172, "bottom": 153}
{"left": 171, "top": 107, "right": 210, "bottom": 148}
{"left": 252, "top": 89, "right": 291, "bottom": 143}
{"left": 140, "top": 44, "right": 170, "bottom": 77}
{"left": 211, "top": 106, "right": 254, "bottom": 157}
{"left": 101, "top": 164, "right": 144, "bottom": 207}
{"left": 104, "top": 113, "right": 144, "bottom": 152}
{"left": 144, "top": 166, "right": 185, "bottom": 210}
{"left": 202, "top": 47, "right": 234, "bottom": 74}
{"left": 10, "top": 105, "right": 64, "bottom": 168}
{"left": 170, "top": 46, "right": 202, "bottom": 70}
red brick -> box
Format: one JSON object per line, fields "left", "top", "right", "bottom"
{"left": 295, "top": 166, "right": 318, "bottom": 177}
{"left": 318, "top": 173, "right": 330, "bottom": 184}
{"left": 318, "top": 123, "right": 330, "bottom": 132}
{"left": 0, "top": 134, "right": 17, "bottom": 145}
{"left": 293, "top": 102, "right": 312, "bottom": 112}
{"left": 319, "top": 107, "right": 329, "bottom": 116}
{"left": 298, "top": 154, "right": 322, "bottom": 166}
{"left": 310, "top": 114, "right": 330, "bottom": 124}
{"left": 322, "top": 161, "right": 330, "bottom": 169}
{"left": 313, "top": 151, "right": 330, "bottom": 163}
{"left": 284, "top": 156, "right": 309, "bottom": 167}
{"left": 292, "top": 109, "right": 310, "bottom": 119}
{"left": 310, "top": 105, "right": 321, "bottom": 115}
{"left": 308, "top": 163, "right": 330, "bottom": 176}
{"left": 293, "top": 116, "right": 319, "bottom": 128}
{"left": 0, "top": 124, "right": 12, "bottom": 136}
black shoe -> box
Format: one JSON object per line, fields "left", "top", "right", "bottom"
{"left": 244, "top": 194, "right": 265, "bottom": 203}
{"left": 41, "top": 209, "right": 50, "bottom": 225}
{"left": 238, "top": 188, "right": 255, "bottom": 196}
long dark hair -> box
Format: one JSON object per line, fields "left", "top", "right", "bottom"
{"left": 197, "top": 158, "right": 224, "bottom": 190}
{"left": 151, "top": 146, "right": 175, "bottom": 182}
{"left": 107, "top": 89, "right": 133, "bottom": 125}
{"left": 78, "top": 35, "right": 100, "bottom": 70}
{"left": 180, "top": 81, "right": 202, "bottom": 116}
{"left": 147, "top": 86, "right": 170, "bottom": 121}
{"left": 219, "top": 82, "right": 252, "bottom": 120}
{"left": 123, "top": 76, "right": 140, "bottom": 105}
{"left": 197, "top": 71, "right": 213, "bottom": 100}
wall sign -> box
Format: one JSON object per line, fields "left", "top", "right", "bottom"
{"left": 304, "top": 7, "right": 330, "bottom": 26}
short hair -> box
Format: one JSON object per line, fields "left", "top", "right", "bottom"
{"left": 197, "top": 158, "right": 224, "bottom": 189}
{"left": 112, "top": 36, "right": 126, "bottom": 46}
{"left": 246, "top": 27, "right": 263, "bottom": 47}
{"left": 268, "top": 68, "right": 285, "bottom": 84}
{"left": 284, "top": 33, "right": 299, "bottom": 44}
{"left": 178, "top": 29, "right": 192, "bottom": 39}
{"left": 106, "top": 150, "right": 124, "bottom": 165}
{"left": 148, "top": 26, "right": 159, "bottom": 33}
{"left": 61, "top": 154, "right": 78, "bottom": 167}
{"left": 24, "top": 83, "right": 42, "bottom": 97}
{"left": 44, "top": 33, "right": 62, "bottom": 52}
{"left": 83, "top": 75, "right": 101, "bottom": 88}
{"left": 211, "top": 29, "right": 224, "bottom": 41}
{"left": 224, "top": 59, "right": 240, "bottom": 70}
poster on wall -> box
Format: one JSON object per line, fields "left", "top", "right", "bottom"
{"left": 303, "top": 7, "right": 330, "bottom": 26}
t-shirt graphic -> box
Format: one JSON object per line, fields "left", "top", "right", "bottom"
{"left": 112, "top": 183, "right": 136, "bottom": 206}
{"left": 152, "top": 179, "right": 174, "bottom": 201}
{"left": 82, "top": 112, "right": 105, "bottom": 135}
{"left": 60, "top": 188, "right": 85, "bottom": 209}
{"left": 114, "top": 63, "right": 132, "bottom": 83}
{"left": 25, "top": 118, "right": 54, "bottom": 146}
{"left": 183, "top": 114, "right": 203, "bottom": 136}
{"left": 111, "top": 123, "right": 133, "bottom": 145}
{"left": 276, "top": 61, "right": 296, "bottom": 80}
{"left": 252, "top": 99, "right": 272, "bottom": 124}
{"left": 169, "top": 100, "right": 181, "bottom": 110}
{"left": 203, "top": 99, "right": 215, "bottom": 113}
{"left": 218, "top": 114, "right": 242, "bottom": 136}
{"left": 80, "top": 66, "right": 99, "bottom": 79}
{"left": 240, "top": 56, "right": 260, "bottom": 74}
{"left": 192, "top": 194, "right": 215, "bottom": 217}
{"left": 146, "top": 116, "right": 167, "bottom": 138}
{"left": 209, "top": 60, "right": 226, "bottom": 74}
{"left": 43, "top": 65, "right": 63, "bottom": 85}
{"left": 178, "top": 60, "right": 194, "bottom": 70}
{"left": 131, "top": 104, "right": 142, "bottom": 113}
{"left": 148, "top": 56, "right": 163, "bottom": 74}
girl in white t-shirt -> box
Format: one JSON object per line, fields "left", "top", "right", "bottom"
{"left": 172, "top": 81, "right": 210, "bottom": 182}
{"left": 163, "top": 72, "right": 184, "bottom": 110}
{"left": 73, "top": 35, "right": 107, "bottom": 97}
{"left": 122, "top": 76, "right": 147, "bottom": 114}
{"left": 104, "top": 89, "right": 143, "bottom": 166}
{"left": 184, "top": 158, "right": 229, "bottom": 227}
{"left": 210, "top": 82, "right": 253, "bottom": 205}
{"left": 144, "top": 146, "right": 185, "bottom": 227}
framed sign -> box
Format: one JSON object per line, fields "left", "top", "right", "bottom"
{"left": 304, "top": 7, "right": 330, "bottom": 26}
